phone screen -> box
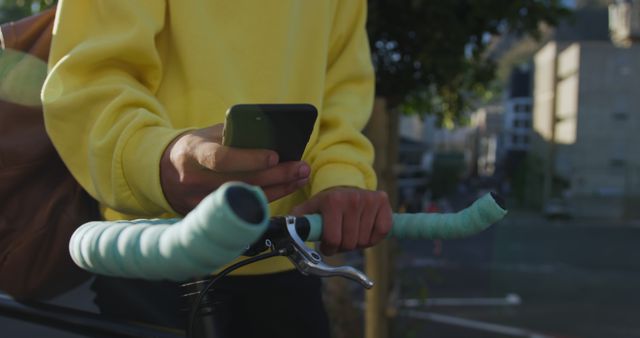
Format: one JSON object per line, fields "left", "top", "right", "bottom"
{"left": 222, "top": 104, "right": 317, "bottom": 162}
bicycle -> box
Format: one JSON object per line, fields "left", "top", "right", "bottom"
{"left": 1, "top": 182, "right": 506, "bottom": 337}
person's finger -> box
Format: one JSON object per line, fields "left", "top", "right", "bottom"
{"left": 357, "top": 193, "right": 377, "bottom": 247}
{"left": 239, "top": 162, "right": 310, "bottom": 187}
{"left": 191, "top": 123, "right": 225, "bottom": 143}
{"left": 320, "top": 204, "right": 343, "bottom": 256}
{"left": 262, "top": 178, "right": 309, "bottom": 202}
{"left": 194, "top": 142, "right": 278, "bottom": 172}
{"left": 340, "top": 193, "right": 362, "bottom": 251}
{"left": 206, "top": 123, "right": 225, "bottom": 143}
{"left": 370, "top": 191, "right": 392, "bottom": 244}
{"left": 184, "top": 161, "right": 309, "bottom": 196}
{"left": 291, "top": 194, "right": 321, "bottom": 216}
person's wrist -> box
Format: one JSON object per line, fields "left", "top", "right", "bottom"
{"left": 159, "top": 131, "right": 191, "bottom": 215}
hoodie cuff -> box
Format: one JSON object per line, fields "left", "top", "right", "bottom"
{"left": 310, "top": 162, "right": 377, "bottom": 195}
{"left": 122, "top": 126, "right": 190, "bottom": 215}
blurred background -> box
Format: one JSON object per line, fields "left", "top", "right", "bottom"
{"left": 2, "top": 0, "right": 640, "bottom": 337}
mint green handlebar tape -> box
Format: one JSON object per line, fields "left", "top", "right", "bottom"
{"left": 304, "top": 193, "right": 506, "bottom": 241}
{"left": 69, "top": 182, "right": 269, "bottom": 281}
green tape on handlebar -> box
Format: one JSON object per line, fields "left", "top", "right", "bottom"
{"left": 69, "top": 182, "right": 270, "bottom": 281}
{"left": 390, "top": 193, "right": 506, "bottom": 239}
{"left": 305, "top": 214, "right": 323, "bottom": 241}
{"left": 304, "top": 193, "right": 506, "bottom": 241}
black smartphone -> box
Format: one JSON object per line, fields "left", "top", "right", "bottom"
{"left": 222, "top": 104, "right": 318, "bottom": 162}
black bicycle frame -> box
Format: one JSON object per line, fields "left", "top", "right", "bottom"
{"left": 0, "top": 293, "right": 184, "bottom": 338}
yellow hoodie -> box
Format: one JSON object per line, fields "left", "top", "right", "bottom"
{"left": 42, "top": 0, "right": 376, "bottom": 274}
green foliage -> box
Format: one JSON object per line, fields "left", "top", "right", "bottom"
{"left": 0, "top": 0, "right": 55, "bottom": 23}
{"left": 367, "top": 0, "right": 572, "bottom": 123}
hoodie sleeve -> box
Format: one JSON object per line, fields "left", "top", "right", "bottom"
{"left": 306, "top": 0, "right": 377, "bottom": 195}
{"left": 42, "top": 0, "right": 185, "bottom": 216}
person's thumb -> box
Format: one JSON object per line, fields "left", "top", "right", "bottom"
{"left": 291, "top": 196, "right": 320, "bottom": 216}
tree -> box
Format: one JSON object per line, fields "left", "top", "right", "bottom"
{"left": 0, "top": 0, "right": 55, "bottom": 23}
{"left": 367, "top": 0, "right": 572, "bottom": 125}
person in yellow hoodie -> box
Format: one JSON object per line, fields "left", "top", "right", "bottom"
{"left": 43, "top": 1, "right": 391, "bottom": 336}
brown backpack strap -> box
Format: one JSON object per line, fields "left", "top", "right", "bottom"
{"left": 0, "top": 6, "right": 98, "bottom": 300}
{"left": 0, "top": 6, "right": 56, "bottom": 61}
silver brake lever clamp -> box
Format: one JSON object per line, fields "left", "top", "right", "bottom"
{"left": 281, "top": 216, "right": 374, "bottom": 289}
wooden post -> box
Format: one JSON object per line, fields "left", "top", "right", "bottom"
{"left": 363, "top": 97, "right": 398, "bottom": 338}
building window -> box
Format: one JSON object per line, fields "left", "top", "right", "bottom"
{"left": 512, "top": 119, "right": 531, "bottom": 130}
{"left": 513, "top": 103, "right": 532, "bottom": 113}
{"left": 514, "top": 104, "right": 528, "bottom": 113}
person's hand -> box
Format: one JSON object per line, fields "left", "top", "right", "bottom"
{"left": 292, "top": 187, "right": 392, "bottom": 255}
{"left": 161, "top": 124, "right": 310, "bottom": 215}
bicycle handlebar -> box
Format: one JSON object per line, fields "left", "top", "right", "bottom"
{"left": 69, "top": 182, "right": 507, "bottom": 282}
{"left": 304, "top": 192, "right": 505, "bottom": 241}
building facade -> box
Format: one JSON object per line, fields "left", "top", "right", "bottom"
{"left": 533, "top": 40, "right": 640, "bottom": 218}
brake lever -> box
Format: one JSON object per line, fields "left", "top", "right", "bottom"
{"left": 275, "top": 216, "right": 374, "bottom": 289}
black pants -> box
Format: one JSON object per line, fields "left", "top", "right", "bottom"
{"left": 91, "top": 270, "right": 330, "bottom": 338}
